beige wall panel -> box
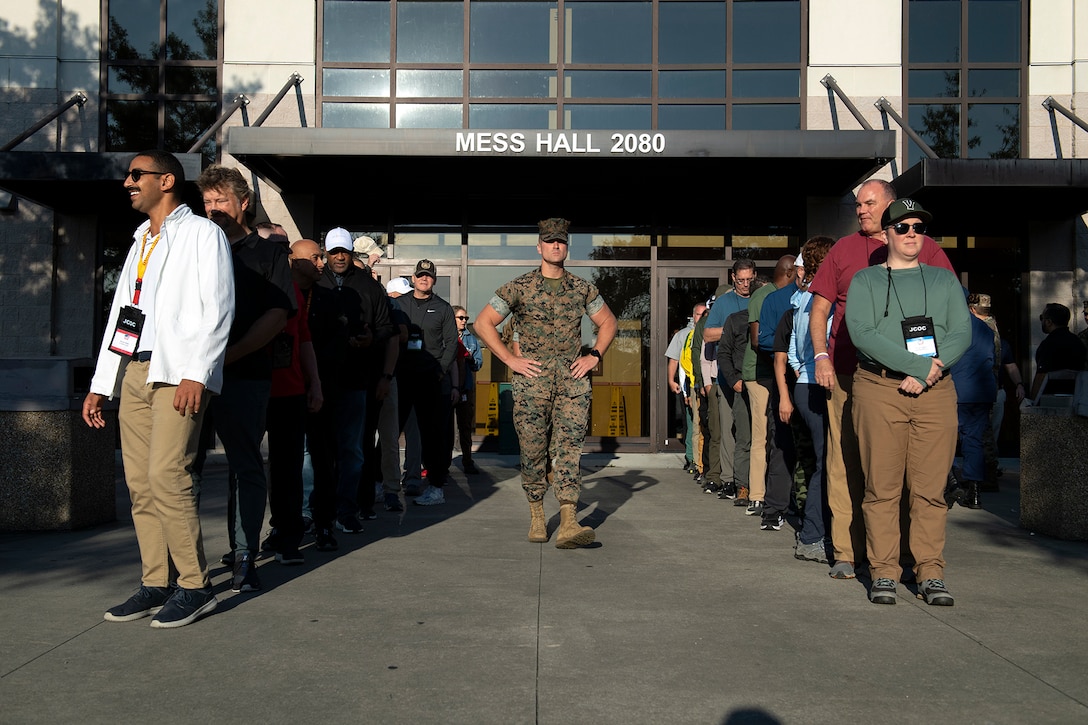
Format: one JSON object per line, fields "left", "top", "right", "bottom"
{"left": 809, "top": 0, "right": 901, "bottom": 66}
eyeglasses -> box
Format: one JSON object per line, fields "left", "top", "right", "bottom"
{"left": 734, "top": 277, "right": 755, "bottom": 285}
{"left": 889, "top": 222, "right": 927, "bottom": 235}
{"left": 456, "top": 316, "right": 469, "bottom": 320}
{"left": 124, "top": 169, "right": 167, "bottom": 182}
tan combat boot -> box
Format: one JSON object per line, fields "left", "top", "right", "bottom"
{"left": 555, "top": 502, "right": 595, "bottom": 549}
{"left": 528, "top": 500, "right": 549, "bottom": 543}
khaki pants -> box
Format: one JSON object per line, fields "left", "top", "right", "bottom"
{"left": 824, "top": 374, "right": 867, "bottom": 564}
{"left": 118, "top": 361, "right": 210, "bottom": 590}
{"left": 852, "top": 369, "right": 957, "bottom": 582}
{"left": 744, "top": 380, "right": 769, "bottom": 502}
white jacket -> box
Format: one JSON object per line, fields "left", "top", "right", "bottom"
{"left": 90, "top": 204, "right": 235, "bottom": 398}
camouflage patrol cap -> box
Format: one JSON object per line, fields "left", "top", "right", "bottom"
{"left": 968, "top": 293, "right": 992, "bottom": 313}
{"left": 414, "top": 259, "right": 436, "bottom": 278}
{"left": 538, "top": 217, "right": 570, "bottom": 243}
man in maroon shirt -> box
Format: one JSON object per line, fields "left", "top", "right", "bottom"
{"left": 807, "top": 179, "right": 954, "bottom": 580}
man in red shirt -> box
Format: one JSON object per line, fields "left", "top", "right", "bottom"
{"left": 807, "top": 179, "right": 954, "bottom": 580}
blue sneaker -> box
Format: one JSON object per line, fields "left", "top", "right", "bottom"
{"left": 149, "top": 587, "right": 217, "bottom": 629}
{"left": 104, "top": 585, "right": 172, "bottom": 622}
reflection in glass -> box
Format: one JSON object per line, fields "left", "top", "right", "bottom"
{"left": 167, "top": 101, "right": 218, "bottom": 160}
{"left": 109, "top": 0, "right": 160, "bottom": 60}
{"left": 968, "top": 69, "right": 1019, "bottom": 98}
{"left": 397, "top": 2, "right": 464, "bottom": 63}
{"left": 659, "top": 71, "right": 726, "bottom": 99}
{"left": 967, "top": 103, "right": 1020, "bottom": 158}
{"left": 568, "top": 233, "right": 650, "bottom": 262}
{"left": 910, "top": 103, "right": 960, "bottom": 158}
{"left": 391, "top": 232, "right": 462, "bottom": 262}
{"left": 467, "top": 233, "right": 541, "bottom": 260}
{"left": 731, "top": 233, "right": 797, "bottom": 261}
{"left": 109, "top": 67, "right": 158, "bottom": 95}
{"left": 322, "top": 102, "right": 390, "bottom": 128}
{"left": 166, "top": 67, "right": 217, "bottom": 95}
{"left": 398, "top": 70, "right": 463, "bottom": 98}
{"left": 732, "top": 70, "right": 800, "bottom": 98}
{"left": 470, "top": 3, "right": 556, "bottom": 63}
{"left": 471, "top": 71, "right": 555, "bottom": 98}
{"left": 565, "top": 71, "right": 651, "bottom": 99}
{"left": 325, "top": 1, "right": 390, "bottom": 62}
{"left": 659, "top": 2, "right": 726, "bottom": 63}
{"left": 909, "top": 0, "right": 961, "bottom": 63}
{"left": 658, "top": 105, "right": 725, "bottom": 130}
{"left": 324, "top": 69, "right": 390, "bottom": 97}
{"left": 469, "top": 104, "right": 554, "bottom": 129}
{"left": 567, "top": 2, "right": 651, "bottom": 64}
{"left": 732, "top": 104, "right": 800, "bottom": 130}
{"left": 968, "top": 0, "right": 1019, "bottom": 63}
{"left": 732, "top": 1, "right": 800, "bottom": 63}
{"left": 106, "top": 100, "right": 158, "bottom": 151}
{"left": 167, "top": 0, "right": 217, "bottom": 60}
{"left": 396, "top": 103, "right": 463, "bottom": 128}
{"left": 567, "top": 104, "right": 651, "bottom": 129}
{"left": 908, "top": 70, "right": 959, "bottom": 98}
{"left": 658, "top": 235, "right": 725, "bottom": 261}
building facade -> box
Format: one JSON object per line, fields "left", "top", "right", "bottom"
{"left": 1, "top": 0, "right": 1084, "bottom": 452}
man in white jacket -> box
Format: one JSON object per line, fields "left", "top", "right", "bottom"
{"left": 82, "top": 150, "right": 234, "bottom": 629}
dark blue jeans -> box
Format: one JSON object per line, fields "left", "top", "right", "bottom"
{"left": 958, "top": 402, "right": 990, "bottom": 482}
{"left": 307, "top": 388, "right": 367, "bottom": 527}
{"left": 795, "top": 383, "right": 831, "bottom": 545}
{"left": 215, "top": 377, "right": 272, "bottom": 554}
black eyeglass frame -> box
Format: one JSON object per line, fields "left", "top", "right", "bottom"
{"left": 124, "top": 169, "right": 168, "bottom": 182}
{"left": 887, "top": 222, "right": 928, "bottom": 235}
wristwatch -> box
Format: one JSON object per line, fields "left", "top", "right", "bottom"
{"left": 588, "top": 349, "right": 602, "bottom": 360}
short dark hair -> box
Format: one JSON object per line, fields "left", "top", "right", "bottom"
{"left": 732, "top": 258, "right": 756, "bottom": 275}
{"left": 861, "top": 178, "right": 897, "bottom": 203}
{"left": 132, "top": 150, "right": 185, "bottom": 189}
{"left": 1042, "top": 303, "right": 1071, "bottom": 327}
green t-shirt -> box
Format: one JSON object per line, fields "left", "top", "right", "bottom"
{"left": 741, "top": 283, "right": 776, "bottom": 381}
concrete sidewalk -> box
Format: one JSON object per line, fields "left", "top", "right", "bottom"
{"left": 1, "top": 454, "right": 1086, "bottom": 724}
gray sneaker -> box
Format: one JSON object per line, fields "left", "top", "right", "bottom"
{"left": 918, "top": 578, "right": 955, "bottom": 606}
{"left": 869, "top": 577, "right": 897, "bottom": 605}
{"left": 794, "top": 540, "right": 829, "bottom": 563}
{"left": 745, "top": 500, "right": 764, "bottom": 516}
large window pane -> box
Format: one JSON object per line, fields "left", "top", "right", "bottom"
{"left": 567, "top": 2, "right": 651, "bottom": 64}
{"left": 165, "top": 67, "right": 216, "bottom": 95}
{"left": 732, "top": 70, "right": 800, "bottom": 98}
{"left": 967, "top": 103, "right": 1020, "bottom": 158}
{"left": 323, "top": 102, "right": 390, "bottom": 128}
{"left": 908, "top": 70, "right": 959, "bottom": 98}
{"left": 659, "top": 71, "right": 725, "bottom": 99}
{"left": 323, "top": 68, "right": 390, "bottom": 97}
{"left": 567, "top": 104, "right": 651, "bottom": 129}
{"left": 732, "top": 104, "right": 799, "bottom": 130}
{"left": 469, "top": 104, "right": 554, "bottom": 128}
{"left": 108, "top": 66, "right": 158, "bottom": 95}
{"left": 470, "top": 70, "right": 555, "bottom": 98}
{"left": 467, "top": 234, "right": 541, "bottom": 261}
{"left": 325, "top": 1, "right": 390, "bottom": 62}
{"left": 732, "top": 1, "right": 799, "bottom": 63}
{"left": 397, "top": 2, "right": 464, "bottom": 63}
{"left": 569, "top": 232, "right": 650, "bottom": 261}
{"left": 396, "top": 103, "right": 463, "bottom": 128}
{"left": 167, "top": 0, "right": 217, "bottom": 60}
{"left": 391, "top": 231, "right": 462, "bottom": 261}
{"left": 109, "top": 0, "right": 160, "bottom": 60}
{"left": 658, "top": 105, "right": 725, "bottom": 130}
{"left": 106, "top": 100, "right": 158, "bottom": 150}
{"left": 398, "top": 70, "right": 463, "bottom": 97}
{"left": 909, "top": 0, "right": 961, "bottom": 63}
{"left": 968, "top": 0, "right": 1019, "bottom": 62}
{"left": 166, "top": 101, "right": 217, "bottom": 154}
{"left": 470, "top": 2, "right": 556, "bottom": 63}
{"left": 565, "top": 71, "right": 650, "bottom": 98}
{"left": 659, "top": 2, "right": 726, "bottom": 63}
{"left": 910, "top": 103, "right": 960, "bottom": 157}
{"left": 968, "top": 69, "right": 1019, "bottom": 98}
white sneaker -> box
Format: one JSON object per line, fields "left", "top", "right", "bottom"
{"left": 413, "top": 485, "right": 445, "bottom": 506}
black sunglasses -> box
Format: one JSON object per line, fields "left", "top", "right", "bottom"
{"left": 125, "top": 169, "right": 167, "bottom": 182}
{"left": 889, "top": 222, "right": 927, "bottom": 235}
{"left": 456, "top": 315, "right": 469, "bottom": 320}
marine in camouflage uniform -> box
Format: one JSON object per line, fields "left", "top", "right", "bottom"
{"left": 474, "top": 218, "right": 618, "bottom": 548}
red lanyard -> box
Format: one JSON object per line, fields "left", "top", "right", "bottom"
{"left": 132, "top": 229, "right": 161, "bottom": 305}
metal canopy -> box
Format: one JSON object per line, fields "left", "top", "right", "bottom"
{"left": 892, "top": 158, "right": 1088, "bottom": 233}
{"left": 227, "top": 127, "right": 896, "bottom": 228}
{"left": 0, "top": 152, "right": 204, "bottom": 214}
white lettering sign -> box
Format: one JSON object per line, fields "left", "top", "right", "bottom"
{"left": 455, "top": 131, "right": 665, "bottom": 156}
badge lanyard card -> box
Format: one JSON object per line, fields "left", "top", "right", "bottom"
{"left": 108, "top": 230, "right": 159, "bottom": 357}
{"left": 885, "top": 265, "right": 938, "bottom": 359}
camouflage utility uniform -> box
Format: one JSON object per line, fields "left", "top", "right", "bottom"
{"left": 488, "top": 269, "right": 605, "bottom": 503}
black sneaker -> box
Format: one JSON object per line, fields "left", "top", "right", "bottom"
{"left": 301, "top": 514, "right": 314, "bottom": 534}
{"left": 104, "top": 585, "right": 173, "bottom": 622}
{"left": 260, "top": 528, "right": 281, "bottom": 553}
{"left": 149, "top": 586, "right": 217, "bottom": 629}
{"left": 336, "top": 514, "right": 364, "bottom": 533}
{"left": 760, "top": 513, "right": 785, "bottom": 531}
{"left": 384, "top": 492, "right": 404, "bottom": 512}
{"left": 275, "top": 547, "right": 305, "bottom": 566}
{"left": 717, "top": 482, "right": 737, "bottom": 500}
{"left": 360, "top": 509, "right": 378, "bottom": 521}
{"left": 220, "top": 551, "right": 235, "bottom": 566}
{"left": 231, "top": 551, "right": 261, "bottom": 592}
{"left": 703, "top": 480, "right": 722, "bottom": 495}
{"left": 463, "top": 463, "right": 481, "bottom": 475}
{"left": 315, "top": 527, "right": 338, "bottom": 552}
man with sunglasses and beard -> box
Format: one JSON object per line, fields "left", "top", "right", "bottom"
{"left": 845, "top": 199, "right": 970, "bottom": 607}
{"left": 474, "top": 218, "right": 618, "bottom": 548}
